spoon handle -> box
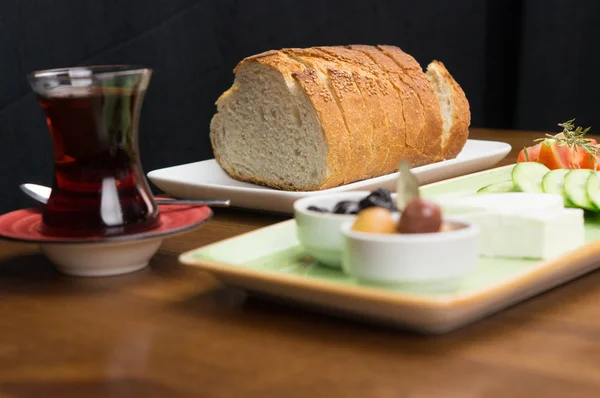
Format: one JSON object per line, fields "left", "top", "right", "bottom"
{"left": 155, "top": 199, "right": 230, "bottom": 207}
{"left": 19, "top": 183, "right": 231, "bottom": 207}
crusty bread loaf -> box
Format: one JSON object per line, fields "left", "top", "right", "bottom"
{"left": 210, "top": 45, "right": 471, "bottom": 191}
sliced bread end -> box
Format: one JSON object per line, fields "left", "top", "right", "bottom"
{"left": 426, "top": 60, "right": 471, "bottom": 160}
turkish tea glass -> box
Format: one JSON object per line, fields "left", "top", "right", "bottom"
{"left": 28, "top": 66, "right": 160, "bottom": 237}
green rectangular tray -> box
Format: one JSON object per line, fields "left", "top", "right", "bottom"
{"left": 180, "top": 165, "right": 600, "bottom": 334}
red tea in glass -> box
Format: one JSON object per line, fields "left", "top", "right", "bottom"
{"left": 28, "top": 66, "right": 160, "bottom": 237}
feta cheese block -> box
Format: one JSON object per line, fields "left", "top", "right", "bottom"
{"left": 454, "top": 208, "right": 585, "bottom": 260}
{"left": 438, "top": 193, "right": 564, "bottom": 216}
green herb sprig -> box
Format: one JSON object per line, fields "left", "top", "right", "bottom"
{"left": 534, "top": 119, "right": 599, "bottom": 156}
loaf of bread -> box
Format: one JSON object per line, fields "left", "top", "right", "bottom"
{"left": 210, "top": 45, "right": 470, "bottom": 191}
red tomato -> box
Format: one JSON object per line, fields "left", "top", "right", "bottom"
{"left": 517, "top": 142, "right": 542, "bottom": 163}
{"left": 517, "top": 133, "right": 600, "bottom": 170}
{"left": 578, "top": 138, "right": 599, "bottom": 169}
{"left": 556, "top": 135, "right": 599, "bottom": 169}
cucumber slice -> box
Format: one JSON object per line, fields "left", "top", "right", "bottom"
{"left": 586, "top": 171, "right": 600, "bottom": 209}
{"left": 512, "top": 162, "right": 550, "bottom": 193}
{"left": 477, "top": 181, "right": 515, "bottom": 194}
{"left": 542, "top": 169, "right": 571, "bottom": 206}
{"left": 564, "top": 169, "right": 597, "bottom": 211}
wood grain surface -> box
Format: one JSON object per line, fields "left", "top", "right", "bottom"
{"left": 2, "top": 129, "right": 600, "bottom": 398}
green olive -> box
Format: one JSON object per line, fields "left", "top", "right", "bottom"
{"left": 352, "top": 207, "right": 397, "bottom": 234}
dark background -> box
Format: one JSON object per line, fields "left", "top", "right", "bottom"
{"left": 0, "top": 0, "right": 598, "bottom": 213}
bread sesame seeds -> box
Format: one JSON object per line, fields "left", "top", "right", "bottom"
{"left": 328, "top": 69, "right": 357, "bottom": 94}
{"left": 319, "top": 88, "right": 333, "bottom": 102}
{"left": 362, "top": 78, "right": 379, "bottom": 96}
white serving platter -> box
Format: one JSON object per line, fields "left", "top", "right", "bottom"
{"left": 148, "top": 139, "right": 511, "bottom": 214}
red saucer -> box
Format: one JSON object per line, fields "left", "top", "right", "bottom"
{"left": 0, "top": 203, "right": 213, "bottom": 244}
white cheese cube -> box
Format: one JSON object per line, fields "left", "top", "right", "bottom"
{"left": 456, "top": 208, "right": 584, "bottom": 260}
{"left": 438, "top": 193, "right": 565, "bottom": 216}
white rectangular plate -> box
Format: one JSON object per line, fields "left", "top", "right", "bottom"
{"left": 148, "top": 139, "right": 510, "bottom": 213}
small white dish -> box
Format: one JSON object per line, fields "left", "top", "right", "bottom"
{"left": 294, "top": 191, "right": 389, "bottom": 267}
{"left": 147, "top": 139, "right": 511, "bottom": 214}
{"left": 41, "top": 238, "right": 163, "bottom": 277}
{"left": 340, "top": 218, "right": 479, "bottom": 285}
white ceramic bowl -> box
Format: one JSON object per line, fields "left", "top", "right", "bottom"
{"left": 294, "top": 191, "right": 391, "bottom": 267}
{"left": 40, "top": 238, "right": 163, "bottom": 277}
{"left": 340, "top": 218, "right": 479, "bottom": 286}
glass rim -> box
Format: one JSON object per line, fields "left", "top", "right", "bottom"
{"left": 28, "top": 65, "right": 151, "bottom": 81}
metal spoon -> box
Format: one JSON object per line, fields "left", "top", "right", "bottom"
{"left": 20, "top": 183, "right": 231, "bottom": 207}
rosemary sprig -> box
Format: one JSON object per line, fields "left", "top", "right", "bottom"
{"left": 533, "top": 119, "right": 599, "bottom": 156}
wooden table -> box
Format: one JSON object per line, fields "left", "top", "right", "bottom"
{"left": 2, "top": 129, "right": 600, "bottom": 397}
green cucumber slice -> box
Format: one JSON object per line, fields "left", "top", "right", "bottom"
{"left": 586, "top": 171, "right": 600, "bottom": 209}
{"left": 512, "top": 162, "right": 550, "bottom": 193}
{"left": 477, "top": 180, "right": 515, "bottom": 194}
{"left": 541, "top": 169, "right": 571, "bottom": 206}
{"left": 564, "top": 169, "right": 597, "bottom": 211}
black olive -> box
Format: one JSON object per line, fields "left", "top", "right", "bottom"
{"left": 332, "top": 200, "right": 360, "bottom": 215}
{"left": 358, "top": 188, "right": 396, "bottom": 211}
{"left": 307, "top": 205, "right": 329, "bottom": 213}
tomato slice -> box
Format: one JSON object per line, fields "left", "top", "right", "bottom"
{"left": 537, "top": 139, "right": 569, "bottom": 169}
{"left": 579, "top": 145, "right": 600, "bottom": 170}
{"left": 517, "top": 142, "right": 542, "bottom": 163}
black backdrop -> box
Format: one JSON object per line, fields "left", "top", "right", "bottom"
{"left": 0, "top": 0, "right": 598, "bottom": 212}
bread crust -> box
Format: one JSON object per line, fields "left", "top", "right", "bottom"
{"left": 312, "top": 46, "right": 390, "bottom": 178}
{"left": 291, "top": 68, "right": 348, "bottom": 189}
{"left": 329, "top": 46, "right": 432, "bottom": 170}
{"left": 378, "top": 45, "right": 444, "bottom": 162}
{"left": 350, "top": 45, "right": 434, "bottom": 169}
{"left": 211, "top": 45, "right": 468, "bottom": 191}
{"left": 283, "top": 48, "right": 370, "bottom": 184}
